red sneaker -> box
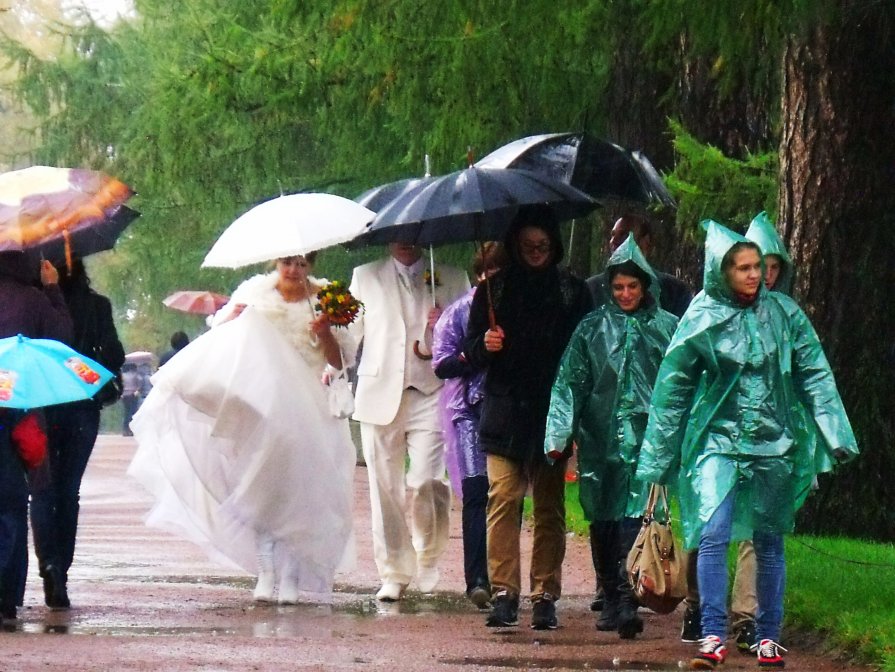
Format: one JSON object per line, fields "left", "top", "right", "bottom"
{"left": 756, "top": 639, "right": 787, "bottom": 668}
{"left": 690, "top": 635, "right": 728, "bottom": 669}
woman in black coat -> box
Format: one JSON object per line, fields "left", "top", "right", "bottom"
{"left": 464, "top": 207, "right": 591, "bottom": 630}
{"left": 30, "top": 258, "right": 125, "bottom": 610}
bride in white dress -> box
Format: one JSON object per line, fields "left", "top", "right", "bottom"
{"left": 128, "top": 254, "right": 356, "bottom": 604}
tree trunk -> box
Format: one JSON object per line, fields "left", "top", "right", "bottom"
{"left": 600, "top": 0, "right": 679, "bottom": 281}
{"left": 780, "top": 3, "right": 895, "bottom": 539}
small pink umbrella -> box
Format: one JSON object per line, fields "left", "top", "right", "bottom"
{"left": 162, "top": 290, "right": 229, "bottom": 316}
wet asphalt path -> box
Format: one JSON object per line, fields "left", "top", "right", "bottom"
{"left": 0, "top": 436, "right": 866, "bottom": 671}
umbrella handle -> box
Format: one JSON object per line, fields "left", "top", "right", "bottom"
{"left": 413, "top": 340, "right": 432, "bottom": 360}
{"left": 63, "top": 229, "right": 73, "bottom": 276}
{"left": 485, "top": 275, "right": 497, "bottom": 331}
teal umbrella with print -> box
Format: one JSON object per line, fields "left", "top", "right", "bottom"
{"left": 0, "top": 334, "right": 114, "bottom": 409}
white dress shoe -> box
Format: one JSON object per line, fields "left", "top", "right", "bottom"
{"left": 253, "top": 571, "right": 276, "bottom": 603}
{"left": 416, "top": 566, "right": 440, "bottom": 593}
{"left": 375, "top": 582, "right": 406, "bottom": 602}
{"left": 278, "top": 576, "right": 301, "bottom": 605}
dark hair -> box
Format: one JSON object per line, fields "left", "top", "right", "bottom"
{"left": 505, "top": 205, "right": 564, "bottom": 265}
{"left": 721, "top": 241, "right": 762, "bottom": 274}
{"left": 607, "top": 260, "right": 651, "bottom": 289}
{"left": 170, "top": 331, "right": 190, "bottom": 350}
{"left": 472, "top": 242, "right": 509, "bottom": 278}
{"left": 54, "top": 257, "right": 91, "bottom": 295}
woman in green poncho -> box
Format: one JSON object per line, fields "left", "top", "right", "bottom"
{"left": 746, "top": 211, "right": 794, "bottom": 295}
{"left": 636, "top": 221, "right": 858, "bottom": 670}
{"left": 544, "top": 234, "right": 678, "bottom": 640}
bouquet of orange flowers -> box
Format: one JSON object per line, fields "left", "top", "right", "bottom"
{"left": 315, "top": 280, "right": 363, "bottom": 327}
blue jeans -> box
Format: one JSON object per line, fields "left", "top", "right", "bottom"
{"left": 0, "top": 413, "right": 29, "bottom": 609}
{"left": 30, "top": 402, "right": 100, "bottom": 576}
{"left": 698, "top": 488, "right": 785, "bottom": 641}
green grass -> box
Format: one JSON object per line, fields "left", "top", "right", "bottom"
{"left": 560, "top": 483, "right": 895, "bottom": 670}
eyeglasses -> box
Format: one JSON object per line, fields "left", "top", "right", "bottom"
{"left": 520, "top": 241, "right": 552, "bottom": 255}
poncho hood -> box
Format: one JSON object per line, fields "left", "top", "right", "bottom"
{"left": 701, "top": 219, "right": 763, "bottom": 304}
{"left": 745, "top": 211, "right": 794, "bottom": 295}
{"left": 604, "top": 233, "right": 661, "bottom": 306}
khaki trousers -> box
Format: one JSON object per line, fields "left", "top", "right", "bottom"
{"left": 684, "top": 539, "right": 758, "bottom": 627}
{"left": 486, "top": 453, "right": 566, "bottom": 600}
{"left": 730, "top": 539, "right": 757, "bottom": 627}
{"left": 361, "top": 389, "right": 451, "bottom": 585}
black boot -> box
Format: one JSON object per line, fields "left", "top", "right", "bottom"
{"left": 43, "top": 565, "right": 70, "bottom": 611}
{"left": 591, "top": 520, "right": 620, "bottom": 631}
{"left": 616, "top": 518, "right": 643, "bottom": 640}
{"left": 616, "top": 582, "right": 643, "bottom": 639}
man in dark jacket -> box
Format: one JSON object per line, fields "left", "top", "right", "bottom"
{"left": 0, "top": 252, "right": 72, "bottom": 622}
{"left": 465, "top": 207, "right": 592, "bottom": 631}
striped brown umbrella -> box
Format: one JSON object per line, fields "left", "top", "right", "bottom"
{"left": 0, "top": 166, "right": 138, "bottom": 266}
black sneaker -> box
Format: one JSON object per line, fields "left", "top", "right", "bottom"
{"left": 485, "top": 591, "right": 519, "bottom": 627}
{"left": 530, "top": 595, "right": 558, "bottom": 630}
{"left": 735, "top": 619, "right": 757, "bottom": 653}
{"left": 680, "top": 605, "right": 701, "bottom": 643}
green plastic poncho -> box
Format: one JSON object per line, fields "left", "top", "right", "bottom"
{"left": 544, "top": 235, "right": 679, "bottom": 521}
{"left": 745, "top": 211, "right": 794, "bottom": 294}
{"left": 745, "top": 212, "right": 833, "bottom": 477}
{"left": 635, "top": 221, "right": 858, "bottom": 549}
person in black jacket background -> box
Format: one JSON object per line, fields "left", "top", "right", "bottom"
{"left": 0, "top": 251, "right": 72, "bottom": 622}
{"left": 30, "top": 258, "right": 125, "bottom": 610}
{"left": 464, "top": 207, "right": 592, "bottom": 631}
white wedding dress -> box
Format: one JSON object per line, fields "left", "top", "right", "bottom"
{"left": 128, "top": 273, "right": 356, "bottom": 603}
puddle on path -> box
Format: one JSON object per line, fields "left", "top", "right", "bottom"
{"left": 3, "top": 588, "right": 477, "bottom": 637}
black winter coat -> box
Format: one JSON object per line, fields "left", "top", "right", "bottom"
{"left": 465, "top": 264, "right": 592, "bottom": 463}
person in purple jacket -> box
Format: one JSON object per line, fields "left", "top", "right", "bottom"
{"left": 0, "top": 251, "right": 73, "bottom": 623}
{"left": 431, "top": 242, "right": 508, "bottom": 609}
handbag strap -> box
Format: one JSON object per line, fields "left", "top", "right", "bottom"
{"left": 643, "top": 484, "right": 670, "bottom": 523}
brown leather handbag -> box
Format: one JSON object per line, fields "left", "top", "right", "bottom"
{"left": 626, "top": 484, "right": 688, "bottom": 614}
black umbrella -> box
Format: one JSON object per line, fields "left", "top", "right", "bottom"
{"left": 475, "top": 132, "right": 676, "bottom": 208}
{"left": 23, "top": 205, "right": 140, "bottom": 266}
{"left": 355, "top": 177, "right": 432, "bottom": 213}
{"left": 352, "top": 166, "right": 598, "bottom": 247}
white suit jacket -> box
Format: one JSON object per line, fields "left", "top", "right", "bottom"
{"left": 349, "top": 258, "right": 469, "bottom": 426}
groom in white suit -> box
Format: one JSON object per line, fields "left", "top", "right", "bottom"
{"left": 350, "top": 243, "right": 469, "bottom": 601}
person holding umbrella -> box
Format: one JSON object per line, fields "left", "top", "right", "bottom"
{"left": 29, "top": 257, "right": 125, "bottom": 611}
{"left": 464, "top": 207, "right": 592, "bottom": 630}
{"left": 349, "top": 243, "right": 469, "bottom": 601}
{"left": 129, "top": 250, "right": 358, "bottom": 605}
{"left": 0, "top": 251, "right": 73, "bottom": 621}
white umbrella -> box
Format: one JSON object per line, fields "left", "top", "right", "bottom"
{"left": 202, "top": 193, "right": 375, "bottom": 268}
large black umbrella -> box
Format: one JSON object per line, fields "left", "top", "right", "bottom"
{"left": 355, "top": 177, "right": 431, "bottom": 213}
{"left": 351, "top": 166, "right": 598, "bottom": 247}
{"left": 475, "top": 132, "right": 676, "bottom": 208}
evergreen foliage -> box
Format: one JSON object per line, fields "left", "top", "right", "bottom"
{"left": 1, "top": 0, "right": 892, "bottom": 549}
{"left": 665, "top": 120, "right": 777, "bottom": 238}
